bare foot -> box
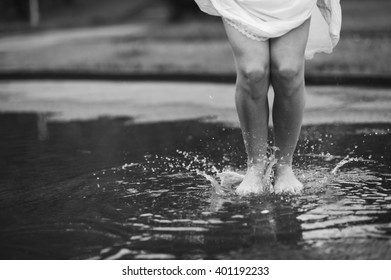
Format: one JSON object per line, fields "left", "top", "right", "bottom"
{"left": 273, "top": 164, "right": 303, "bottom": 194}
{"left": 235, "top": 164, "right": 268, "bottom": 196}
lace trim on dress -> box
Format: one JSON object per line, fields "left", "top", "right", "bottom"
{"left": 223, "top": 17, "right": 268, "bottom": 41}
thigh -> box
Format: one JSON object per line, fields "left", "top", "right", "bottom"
{"left": 222, "top": 20, "right": 270, "bottom": 71}
{"left": 270, "top": 18, "right": 311, "bottom": 67}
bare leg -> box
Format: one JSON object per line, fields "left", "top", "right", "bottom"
{"left": 270, "top": 18, "right": 311, "bottom": 193}
{"left": 223, "top": 21, "right": 271, "bottom": 195}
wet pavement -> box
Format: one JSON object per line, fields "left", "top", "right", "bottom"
{"left": 1, "top": 81, "right": 391, "bottom": 124}
{"left": 0, "top": 81, "right": 390, "bottom": 259}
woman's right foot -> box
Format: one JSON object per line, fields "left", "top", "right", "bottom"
{"left": 235, "top": 164, "right": 268, "bottom": 196}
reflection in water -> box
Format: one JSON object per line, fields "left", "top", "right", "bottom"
{"left": 0, "top": 113, "right": 390, "bottom": 259}
{"left": 37, "top": 114, "right": 49, "bottom": 141}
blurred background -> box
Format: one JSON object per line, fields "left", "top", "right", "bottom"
{"left": 0, "top": 0, "right": 390, "bottom": 78}
{"left": 1, "top": 1, "right": 391, "bottom": 262}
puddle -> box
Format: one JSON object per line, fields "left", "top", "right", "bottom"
{"left": 0, "top": 113, "right": 390, "bottom": 259}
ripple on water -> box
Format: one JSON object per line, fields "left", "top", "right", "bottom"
{"left": 81, "top": 145, "right": 390, "bottom": 259}
{"left": 2, "top": 117, "right": 391, "bottom": 259}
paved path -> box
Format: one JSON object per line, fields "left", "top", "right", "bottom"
{"left": 0, "top": 24, "right": 147, "bottom": 52}
{"left": 0, "top": 81, "right": 390, "bottom": 125}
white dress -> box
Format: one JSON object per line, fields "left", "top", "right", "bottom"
{"left": 194, "top": 0, "right": 341, "bottom": 59}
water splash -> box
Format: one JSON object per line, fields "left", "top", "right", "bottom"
{"left": 185, "top": 146, "right": 280, "bottom": 196}
{"left": 43, "top": 137, "right": 391, "bottom": 259}
{"left": 331, "top": 156, "right": 360, "bottom": 174}
{"left": 196, "top": 170, "right": 226, "bottom": 195}
{"left": 303, "top": 155, "right": 365, "bottom": 192}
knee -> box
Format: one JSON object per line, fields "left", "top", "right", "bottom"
{"left": 236, "top": 64, "right": 269, "bottom": 99}
{"left": 271, "top": 61, "right": 303, "bottom": 82}
{"left": 239, "top": 64, "right": 269, "bottom": 84}
{"left": 271, "top": 61, "right": 304, "bottom": 97}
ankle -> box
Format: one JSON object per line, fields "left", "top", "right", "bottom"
{"left": 275, "top": 162, "right": 293, "bottom": 173}
{"left": 276, "top": 161, "right": 292, "bottom": 167}
{"left": 247, "top": 161, "right": 266, "bottom": 170}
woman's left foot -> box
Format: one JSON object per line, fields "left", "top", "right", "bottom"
{"left": 273, "top": 164, "right": 303, "bottom": 194}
